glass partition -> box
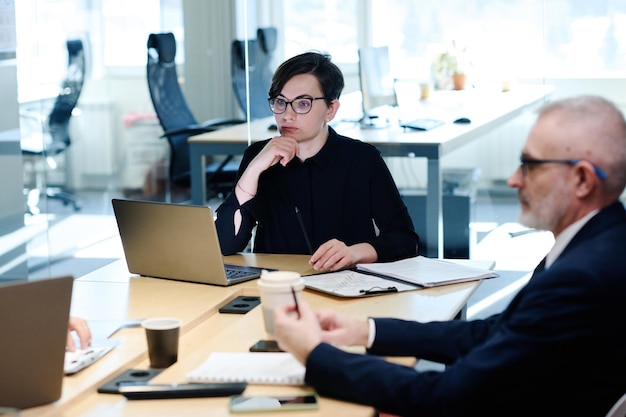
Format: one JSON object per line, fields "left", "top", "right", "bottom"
{"left": 2, "top": 0, "right": 625, "bottom": 281}
{"left": 3, "top": 0, "right": 183, "bottom": 281}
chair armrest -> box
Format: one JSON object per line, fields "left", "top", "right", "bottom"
{"left": 199, "top": 117, "right": 246, "bottom": 129}
{"left": 160, "top": 118, "right": 245, "bottom": 138}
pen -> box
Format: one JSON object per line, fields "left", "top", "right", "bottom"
{"left": 359, "top": 286, "right": 398, "bottom": 295}
{"left": 291, "top": 286, "right": 301, "bottom": 319}
{"left": 295, "top": 206, "right": 314, "bottom": 255}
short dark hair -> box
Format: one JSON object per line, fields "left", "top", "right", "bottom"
{"left": 268, "top": 51, "right": 344, "bottom": 106}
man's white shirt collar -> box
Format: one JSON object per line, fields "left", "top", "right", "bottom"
{"left": 545, "top": 209, "right": 598, "bottom": 269}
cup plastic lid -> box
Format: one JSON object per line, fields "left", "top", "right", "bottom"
{"left": 142, "top": 317, "right": 181, "bottom": 330}
{"left": 260, "top": 270, "right": 301, "bottom": 282}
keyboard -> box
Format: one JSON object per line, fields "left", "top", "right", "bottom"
{"left": 223, "top": 263, "right": 271, "bottom": 281}
{"left": 64, "top": 345, "right": 113, "bottom": 374}
{"left": 400, "top": 118, "right": 444, "bottom": 131}
{"left": 225, "top": 267, "right": 259, "bottom": 280}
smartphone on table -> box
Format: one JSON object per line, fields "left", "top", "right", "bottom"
{"left": 229, "top": 394, "right": 318, "bottom": 413}
{"left": 249, "top": 340, "right": 283, "bottom": 352}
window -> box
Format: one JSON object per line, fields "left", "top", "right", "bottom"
{"left": 14, "top": 0, "right": 183, "bottom": 101}
{"left": 283, "top": 0, "right": 626, "bottom": 90}
{"left": 100, "top": 0, "right": 183, "bottom": 69}
{"left": 371, "top": 0, "right": 626, "bottom": 80}
{"left": 283, "top": 0, "right": 358, "bottom": 63}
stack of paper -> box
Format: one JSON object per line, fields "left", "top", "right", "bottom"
{"left": 356, "top": 256, "right": 497, "bottom": 287}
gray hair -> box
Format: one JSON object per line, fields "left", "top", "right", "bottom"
{"left": 538, "top": 95, "right": 626, "bottom": 198}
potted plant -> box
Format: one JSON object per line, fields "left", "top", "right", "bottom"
{"left": 432, "top": 40, "right": 470, "bottom": 90}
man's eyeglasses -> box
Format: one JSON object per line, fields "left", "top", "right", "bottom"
{"left": 268, "top": 97, "right": 327, "bottom": 114}
{"left": 519, "top": 157, "right": 608, "bottom": 180}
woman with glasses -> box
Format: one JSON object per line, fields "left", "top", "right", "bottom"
{"left": 215, "top": 51, "right": 418, "bottom": 271}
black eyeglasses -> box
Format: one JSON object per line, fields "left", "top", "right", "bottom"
{"left": 519, "top": 157, "right": 608, "bottom": 180}
{"left": 268, "top": 97, "right": 327, "bottom": 114}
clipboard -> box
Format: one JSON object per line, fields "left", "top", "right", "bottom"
{"left": 302, "top": 270, "right": 420, "bottom": 298}
{"left": 302, "top": 257, "right": 497, "bottom": 297}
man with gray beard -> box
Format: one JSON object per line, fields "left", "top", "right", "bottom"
{"left": 273, "top": 95, "right": 626, "bottom": 417}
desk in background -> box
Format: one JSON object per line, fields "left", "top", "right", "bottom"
{"left": 188, "top": 85, "right": 552, "bottom": 258}
{"left": 22, "top": 254, "right": 484, "bottom": 417}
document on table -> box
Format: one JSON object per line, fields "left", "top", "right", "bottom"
{"left": 303, "top": 270, "right": 420, "bottom": 297}
{"left": 356, "top": 256, "right": 497, "bottom": 287}
{"left": 303, "top": 256, "right": 497, "bottom": 297}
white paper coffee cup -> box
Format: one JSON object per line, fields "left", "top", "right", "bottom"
{"left": 257, "top": 270, "right": 304, "bottom": 334}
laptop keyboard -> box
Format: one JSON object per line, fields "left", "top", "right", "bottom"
{"left": 400, "top": 118, "right": 444, "bottom": 131}
{"left": 225, "top": 266, "right": 259, "bottom": 280}
{"left": 64, "top": 345, "right": 113, "bottom": 374}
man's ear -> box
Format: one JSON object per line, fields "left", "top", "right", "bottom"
{"left": 573, "top": 161, "right": 598, "bottom": 198}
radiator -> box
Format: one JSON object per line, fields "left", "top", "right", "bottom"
{"left": 68, "top": 99, "right": 118, "bottom": 189}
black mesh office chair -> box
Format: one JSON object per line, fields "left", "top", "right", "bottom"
{"left": 22, "top": 39, "right": 85, "bottom": 215}
{"left": 147, "top": 32, "right": 244, "bottom": 201}
{"left": 231, "top": 27, "right": 277, "bottom": 120}
{"left": 257, "top": 27, "right": 277, "bottom": 96}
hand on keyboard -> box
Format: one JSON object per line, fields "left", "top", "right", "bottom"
{"left": 64, "top": 346, "right": 113, "bottom": 374}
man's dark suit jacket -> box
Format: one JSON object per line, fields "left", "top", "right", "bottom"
{"left": 305, "top": 201, "right": 626, "bottom": 416}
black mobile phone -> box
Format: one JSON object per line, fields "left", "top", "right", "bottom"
{"left": 229, "top": 394, "right": 318, "bottom": 413}
{"left": 249, "top": 340, "right": 283, "bottom": 352}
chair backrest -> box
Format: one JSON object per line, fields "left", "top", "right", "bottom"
{"left": 257, "top": 27, "right": 277, "bottom": 55}
{"left": 47, "top": 39, "right": 85, "bottom": 155}
{"left": 256, "top": 27, "right": 277, "bottom": 106}
{"left": 231, "top": 27, "right": 277, "bottom": 120}
{"left": 147, "top": 32, "right": 198, "bottom": 183}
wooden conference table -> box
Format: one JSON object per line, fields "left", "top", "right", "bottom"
{"left": 23, "top": 254, "right": 485, "bottom": 417}
{"left": 188, "top": 85, "right": 552, "bottom": 258}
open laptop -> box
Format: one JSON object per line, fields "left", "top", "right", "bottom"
{"left": 111, "top": 198, "right": 266, "bottom": 286}
{"left": 0, "top": 276, "right": 73, "bottom": 409}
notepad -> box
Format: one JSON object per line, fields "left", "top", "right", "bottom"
{"left": 186, "top": 352, "right": 305, "bottom": 386}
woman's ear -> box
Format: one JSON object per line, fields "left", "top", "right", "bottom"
{"left": 325, "top": 99, "right": 340, "bottom": 123}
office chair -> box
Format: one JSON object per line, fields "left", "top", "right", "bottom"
{"left": 147, "top": 32, "right": 244, "bottom": 201}
{"left": 231, "top": 27, "right": 277, "bottom": 120}
{"left": 22, "top": 39, "right": 85, "bottom": 215}
{"left": 257, "top": 27, "right": 277, "bottom": 94}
